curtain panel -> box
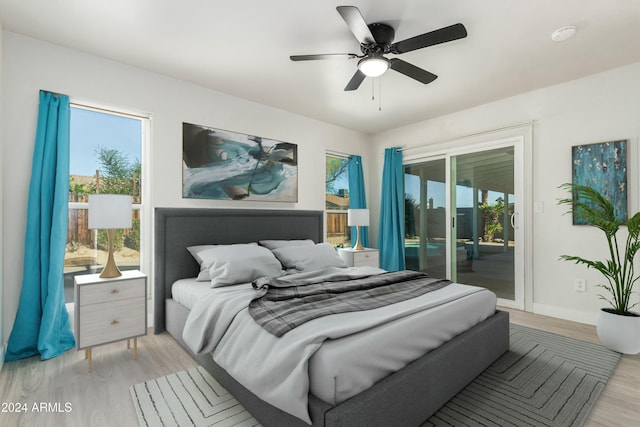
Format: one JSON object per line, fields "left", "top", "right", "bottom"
{"left": 348, "top": 155, "right": 369, "bottom": 248}
{"left": 378, "top": 148, "right": 405, "bottom": 271}
{"left": 6, "top": 91, "right": 76, "bottom": 361}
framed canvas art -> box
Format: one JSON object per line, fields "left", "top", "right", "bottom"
{"left": 183, "top": 123, "right": 298, "bottom": 202}
{"left": 571, "top": 140, "right": 627, "bottom": 224}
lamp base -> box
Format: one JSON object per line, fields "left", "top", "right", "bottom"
{"left": 99, "top": 259, "right": 122, "bottom": 278}
{"left": 353, "top": 226, "right": 365, "bottom": 251}
{"left": 99, "top": 229, "right": 122, "bottom": 279}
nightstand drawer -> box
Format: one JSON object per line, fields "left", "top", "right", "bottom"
{"left": 78, "top": 278, "right": 145, "bottom": 306}
{"left": 353, "top": 251, "right": 379, "bottom": 267}
{"left": 78, "top": 298, "right": 146, "bottom": 348}
{"left": 338, "top": 248, "right": 380, "bottom": 268}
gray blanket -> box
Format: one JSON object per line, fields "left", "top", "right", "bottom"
{"left": 249, "top": 270, "right": 451, "bottom": 336}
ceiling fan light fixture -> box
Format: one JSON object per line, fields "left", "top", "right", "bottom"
{"left": 358, "top": 56, "right": 390, "bottom": 77}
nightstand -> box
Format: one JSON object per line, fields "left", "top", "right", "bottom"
{"left": 338, "top": 248, "right": 379, "bottom": 268}
{"left": 74, "top": 270, "right": 147, "bottom": 372}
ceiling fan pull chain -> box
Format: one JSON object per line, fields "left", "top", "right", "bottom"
{"left": 379, "top": 78, "right": 382, "bottom": 111}
{"left": 371, "top": 78, "right": 375, "bottom": 101}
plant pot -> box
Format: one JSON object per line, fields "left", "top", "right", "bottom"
{"left": 596, "top": 308, "right": 640, "bottom": 354}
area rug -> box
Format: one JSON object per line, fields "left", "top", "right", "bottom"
{"left": 131, "top": 324, "right": 620, "bottom": 427}
{"left": 423, "top": 324, "right": 620, "bottom": 427}
{"left": 130, "top": 366, "right": 259, "bottom": 427}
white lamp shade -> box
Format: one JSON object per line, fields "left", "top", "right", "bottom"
{"left": 348, "top": 209, "right": 369, "bottom": 227}
{"left": 88, "top": 194, "right": 132, "bottom": 229}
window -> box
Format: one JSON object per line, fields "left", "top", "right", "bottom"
{"left": 325, "top": 154, "right": 351, "bottom": 247}
{"left": 64, "top": 105, "right": 145, "bottom": 302}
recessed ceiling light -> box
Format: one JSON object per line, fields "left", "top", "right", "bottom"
{"left": 551, "top": 26, "right": 577, "bottom": 42}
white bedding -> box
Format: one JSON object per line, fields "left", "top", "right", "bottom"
{"left": 176, "top": 268, "right": 496, "bottom": 424}
{"left": 309, "top": 286, "right": 495, "bottom": 405}
{"left": 172, "top": 278, "right": 211, "bottom": 309}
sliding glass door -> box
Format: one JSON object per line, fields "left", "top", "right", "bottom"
{"left": 405, "top": 159, "right": 447, "bottom": 279}
{"left": 404, "top": 140, "right": 525, "bottom": 307}
{"left": 451, "top": 147, "right": 515, "bottom": 300}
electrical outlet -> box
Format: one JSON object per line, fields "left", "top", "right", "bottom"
{"left": 573, "top": 278, "right": 586, "bottom": 292}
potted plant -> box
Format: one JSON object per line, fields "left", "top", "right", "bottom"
{"left": 558, "top": 183, "right": 640, "bottom": 354}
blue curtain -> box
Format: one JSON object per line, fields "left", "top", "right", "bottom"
{"left": 6, "top": 91, "right": 76, "bottom": 361}
{"left": 378, "top": 148, "right": 405, "bottom": 271}
{"left": 348, "top": 155, "right": 369, "bottom": 248}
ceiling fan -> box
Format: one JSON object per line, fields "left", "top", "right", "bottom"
{"left": 290, "top": 6, "right": 467, "bottom": 91}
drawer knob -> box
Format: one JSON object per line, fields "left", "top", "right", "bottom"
{"left": 111, "top": 320, "right": 120, "bottom": 326}
{"left": 111, "top": 289, "right": 120, "bottom": 294}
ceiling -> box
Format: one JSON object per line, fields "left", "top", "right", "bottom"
{"left": 1, "top": 0, "right": 639, "bottom": 134}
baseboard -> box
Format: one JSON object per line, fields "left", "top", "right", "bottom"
{"left": 532, "top": 303, "right": 598, "bottom": 325}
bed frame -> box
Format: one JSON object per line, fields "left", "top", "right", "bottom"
{"left": 154, "top": 208, "right": 509, "bottom": 427}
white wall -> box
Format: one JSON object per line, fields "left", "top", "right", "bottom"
{"left": 370, "top": 61, "right": 640, "bottom": 324}
{"left": 1, "top": 32, "right": 372, "bottom": 341}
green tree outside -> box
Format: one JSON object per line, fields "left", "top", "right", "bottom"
{"left": 326, "top": 156, "right": 348, "bottom": 194}
{"left": 93, "top": 146, "right": 141, "bottom": 251}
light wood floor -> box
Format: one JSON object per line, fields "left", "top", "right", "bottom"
{"left": 0, "top": 309, "right": 638, "bottom": 427}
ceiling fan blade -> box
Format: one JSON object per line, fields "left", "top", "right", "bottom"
{"left": 391, "top": 23, "right": 467, "bottom": 54}
{"left": 336, "top": 6, "right": 375, "bottom": 45}
{"left": 290, "top": 53, "right": 358, "bottom": 61}
{"left": 390, "top": 58, "right": 438, "bottom": 84}
{"left": 344, "top": 69, "right": 366, "bottom": 91}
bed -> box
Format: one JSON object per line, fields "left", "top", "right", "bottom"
{"left": 154, "top": 208, "right": 509, "bottom": 427}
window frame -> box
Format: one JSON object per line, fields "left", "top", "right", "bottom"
{"left": 325, "top": 152, "right": 351, "bottom": 247}
{"left": 65, "top": 102, "right": 150, "bottom": 292}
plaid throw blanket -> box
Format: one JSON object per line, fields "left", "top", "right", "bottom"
{"left": 249, "top": 270, "right": 451, "bottom": 337}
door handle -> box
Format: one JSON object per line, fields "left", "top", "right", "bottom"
{"left": 511, "top": 212, "right": 518, "bottom": 229}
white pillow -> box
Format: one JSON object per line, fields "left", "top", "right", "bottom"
{"left": 259, "top": 239, "right": 315, "bottom": 250}
{"left": 187, "top": 244, "right": 230, "bottom": 281}
{"left": 271, "top": 243, "right": 346, "bottom": 272}
{"left": 188, "top": 244, "right": 258, "bottom": 281}
{"left": 196, "top": 244, "right": 284, "bottom": 287}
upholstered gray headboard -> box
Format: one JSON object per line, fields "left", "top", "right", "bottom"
{"left": 153, "top": 208, "right": 324, "bottom": 333}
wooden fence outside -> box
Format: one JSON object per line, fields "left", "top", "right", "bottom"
{"left": 326, "top": 211, "right": 349, "bottom": 237}
{"left": 67, "top": 193, "right": 140, "bottom": 246}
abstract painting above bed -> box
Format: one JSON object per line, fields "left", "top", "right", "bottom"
{"left": 182, "top": 123, "right": 298, "bottom": 201}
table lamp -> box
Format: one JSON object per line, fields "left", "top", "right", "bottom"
{"left": 88, "top": 194, "right": 132, "bottom": 278}
{"left": 348, "top": 208, "right": 369, "bottom": 251}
